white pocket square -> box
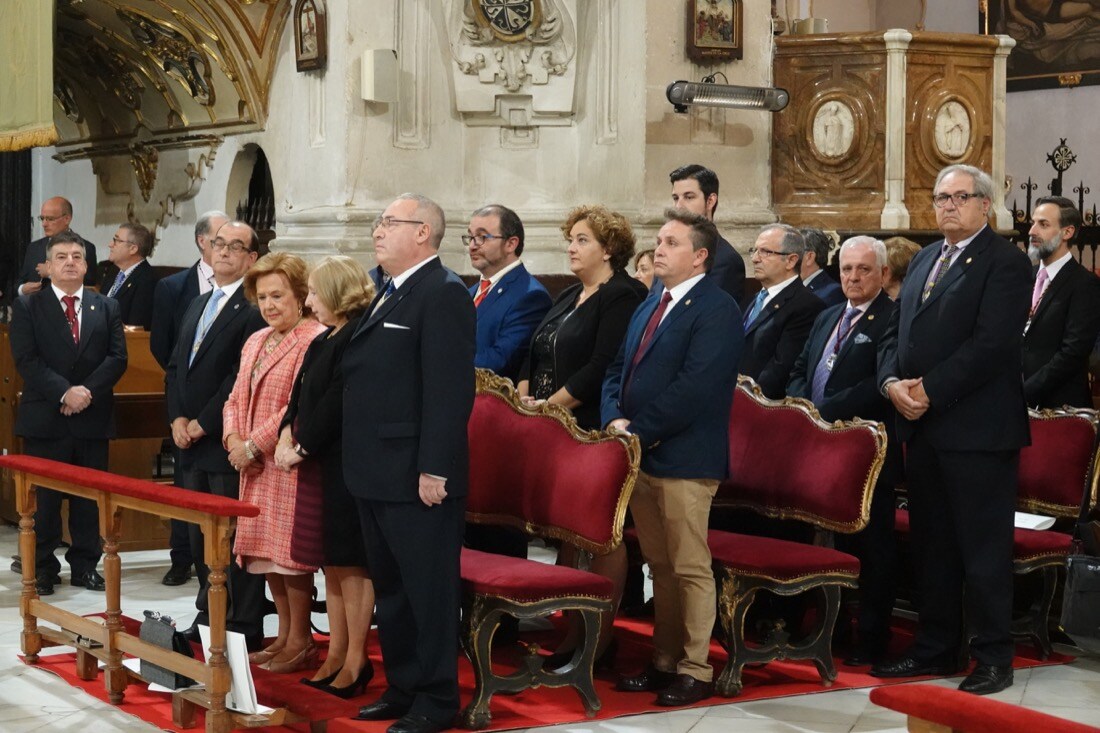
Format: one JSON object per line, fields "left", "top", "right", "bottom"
{"left": 383, "top": 322, "right": 411, "bottom": 330}
{"left": 854, "top": 333, "right": 872, "bottom": 345}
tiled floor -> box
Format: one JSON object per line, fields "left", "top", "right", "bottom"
{"left": 1, "top": 522, "right": 1098, "bottom": 732}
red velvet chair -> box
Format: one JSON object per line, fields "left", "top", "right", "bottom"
{"left": 460, "top": 370, "right": 639, "bottom": 729}
{"left": 895, "top": 406, "right": 1100, "bottom": 658}
{"left": 707, "top": 377, "right": 887, "bottom": 695}
{"left": 869, "top": 683, "right": 1100, "bottom": 733}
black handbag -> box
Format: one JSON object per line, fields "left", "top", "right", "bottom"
{"left": 1059, "top": 486, "right": 1100, "bottom": 654}
{"left": 139, "top": 610, "right": 196, "bottom": 689}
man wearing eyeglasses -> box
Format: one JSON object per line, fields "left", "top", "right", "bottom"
{"left": 102, "top": 223, "right": 157, "bottom": 330}
{"left": 165, "top": 220, "right": 266, "bottom": 649}
{"left": 873, "top": 165, "right": 1032, "bottom": 696}
{"left": 739, "top": 224, "right": 825, "bottom": 399}
{"left": 17, "top": 197, "right": 99, "bottom": 296}
{"left": 344, "top": 195, "right": 475, "bottom": 733}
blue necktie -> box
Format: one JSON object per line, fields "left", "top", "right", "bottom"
{"left": 190, "top": 288, "right": 225, "bottom": 365}
{"left": 811, "top": 306, "right": 859, "bottom": 403}
{"left": 107, "top": 269, "right": 126, "bottom": 298}
{"left": 744, "top": 289, "right": 767, "bottom": 328}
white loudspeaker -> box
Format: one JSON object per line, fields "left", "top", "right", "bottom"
{"left": 361, "top": 49, "right": 397, "bottom": 103}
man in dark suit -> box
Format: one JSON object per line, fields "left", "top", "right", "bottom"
{"left": 464, "top": 204, "right": 551, "bottom": 380}
{"left": 873, "top": 165, "right": 1033, "bottom": 695}
{"left": 666, "top": 164, "right": 746, "bottom": 303}
{"left": 604, "top": 209, "right": 743, "bottom": 706}
{"left": 10, "top": 232, "right": 127, "bottom": 596}
{"left": 165, "top": 220, "right": 266, "bottom": 646}
{"left": 102, "top": 223, "right": 157, "bottom": 330}
{"left": 345, "top": 194, "right": 475, "bottom": 733}
{"left": 788, "top": 236, "right": 900, "bottom": 665}
{"left": 1022, "top": 196, "right": 1100, "bottom": 409}
{"left": 17, "top": 197, "right": 99, "bottom": 296}
{"left": 801, "top": 228, "right": 845, "bottom": 307}
{"left": 150, "top": 210, "right": 226, "bottom": 586}
{"left": 740, "top": 225, "right": 825, "bottom": 398}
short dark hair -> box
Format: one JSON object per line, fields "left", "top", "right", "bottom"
{"left": 121, "top": 223, "right": 155, "bottom": 258}
{"left": 46, "top": 231, "right": 85, "bottom": 256}
{"left": 471, "top": 204, "right": 525, "bottom": 255}
{"left": 663, "top": 208, "right": 718, "bottom": 272}
{"left": 800, "top": 228, "right": 833, "bottom": 268}
{"left": 1034, "top": 195, "right": 1083, "bottom": 242}
{"left": 670, "top": 164, "right": 720, "bottom": 214}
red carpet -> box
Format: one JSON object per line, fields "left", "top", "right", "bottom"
{"left": 24, "top": 614, "right": 1072, "bottom": 732}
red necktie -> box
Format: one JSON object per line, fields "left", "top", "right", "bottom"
{"left": 62, "top": 295, "right": 80, "bottom": 344}
{"left": 473, "top": 279, "right": 491, "bottom": 307}
{"left": 631, "top": 291, "right": 672, "bottom": 369}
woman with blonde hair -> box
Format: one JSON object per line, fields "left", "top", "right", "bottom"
{"left": 225, "top": 252, "right": 327, "bottom": 674}
{"left": 274, "top": 255, "right": 378, "bottom": 696}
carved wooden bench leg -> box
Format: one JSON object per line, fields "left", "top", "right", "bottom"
{"left": 101, "top": 500, "right": 127, "bottom": 704}
{"left": 808, "top": 585, "right": 842, "bottom": 686}
{"left": 715, "top": 571, "right": 751, "bottom": 697}
{"left": 570, "top": 607, "right": 603, "bottom": 717}
{"left": 17, "top": 476, "right": 42, "bottom": 663}
{"left": 200, "top": 518, "right": 234, "bottom": 733}
{"left": 75, "top": 647, "right": 99, "bottom": 680}
{"left": 460, "top": 594, "right": 504, "bottom": 730}
{"left": 173, "top": 694, "right": 198, "bottom": 729}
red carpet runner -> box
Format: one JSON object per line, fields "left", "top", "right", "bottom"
{"left": 23, "top": 614, "right": 1072, "bottom": 732}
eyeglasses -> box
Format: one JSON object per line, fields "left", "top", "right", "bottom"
{"left": 461, "top": 233, "right": 505, "bottom": 248}
{"left": 38, "top": 215, "right": 67, "bottom": 223}
{"left": 111, "top": 236, "right": 137, "bottom": 246}
{"left": 211, "top": 239, "right": 253, "bottom": 253}
{"left": 748, "top": 246, "right": 791, "bottom": 258}
{"left": 932, "top": 192, "right": 983, "bottom": 208}
{"left": 373, "top": 216, "right": 424, "bottom": 230}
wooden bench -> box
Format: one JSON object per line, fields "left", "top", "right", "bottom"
{"left": 894, "top": 406, "right": 1100, "bottom": 659}
{"left": 459, "top": 369, "right": 639, "bottom": 729}
{"left": 0, "top": 454, "right": 303, "bottom": 733}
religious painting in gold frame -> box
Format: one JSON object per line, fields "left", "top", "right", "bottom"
{"left": 980, "top": 0, "right": 1100, "bottom": 91}
{"left": 687, "top": 0, "right": 743, "bottom": 63}
{"left": 294, "top": 0, "right": 327, "bottom": 72}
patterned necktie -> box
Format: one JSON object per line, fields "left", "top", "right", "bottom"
{"left": 372, "top": 280, "right": 396, "bottom": 316}
{"left": 61, "top": 295, "right": 80, "bottom": 344}
{"left": 631, "top": 291, "right": 673, "bottom": 370}
{"left": 743, "top": 288, "right": 768, "bottom": 328}
{"left": 473, "top": 279, "right": 491, "bottom": 307}
{"left": 190, "top": 288, "right": 225, "bottom": 365}
{"left": 107, "top": 269, "right": 126, "bottom": 298}
{"left": 1031, "top": 267, "right": 1050, "bottom": 313}
{"left": 811, "top": 306, "right": 859, "bottom": 403}
{"left": 922, "top": 243, "right": 959, "bottom": 302}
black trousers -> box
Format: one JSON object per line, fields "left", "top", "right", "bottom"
{"left": 360, "top": 496, "right": 464, "bottom": 725}
{"left": 168, "top": 447, "right": 195, "bottom": 567}
{"left": 24, "top": 436, "right": 107, "bottom": 579}
{"left": 183, "top": 469, "right": 266, "bottom": 639}
{"left": 905, "top": 432, "right": 1018, "bottom": 667}
{"left": 837, "top": 471, "right": 897, "bottom": 655}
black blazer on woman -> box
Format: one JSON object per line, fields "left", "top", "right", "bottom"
{"left": 518, "top": 269, "right": 647, "bottom": 430}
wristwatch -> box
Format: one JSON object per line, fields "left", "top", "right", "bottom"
{"left": 293, "top": 443, "right": 308, "bottom": 458}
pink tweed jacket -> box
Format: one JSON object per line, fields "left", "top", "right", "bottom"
{"left": 225, "top": 318, "right": 327, "bottom": 571}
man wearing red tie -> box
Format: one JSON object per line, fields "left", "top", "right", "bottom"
{"left": 10, "top": 232, "right": 127, "bottom": 597}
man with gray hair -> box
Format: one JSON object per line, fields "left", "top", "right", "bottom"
{"left": 103, "top": 222, "right": 157, "bottom": 330}
{"left": 740, "top": 224, "right": 825, "bottom": 398}
{"left": 874, "top": 164, "right": 1032, "bottom": 695}
{"left": 788, "top": 235, "right": 899, "bottom": 665}
{"left": 150, "top": 210, "right": 227, "bottom": 586}
{"left": 800, "top": 228, "right": 844, "bottom": 307}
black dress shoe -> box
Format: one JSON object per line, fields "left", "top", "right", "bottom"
{"left": 870, "top": 656, "right": 961, "bottom": 679}
{"left": 958, "top": 664, "right": 1013, "bottom": 695}
{"left": 656, "top": 673, "right": 715, "bottom": 706}
{"left": 161, "top": 563, "right": 193, "bottom": 586}
{"left": 71, "top": 570, "right": 105, "bottom": 591}
{"left": 35, "top": 577, "right": 55, "bottom": 596}
{"left": 616, "top": 663, "right": 677, "bottom": 692}
{"left": 355, "top": 699, "right": 411, "bottom": 721}
{"left": 387, "top": 713, "right": 449, "bottom": 733}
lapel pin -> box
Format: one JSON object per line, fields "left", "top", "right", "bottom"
{"left": 685, "top": 299, "right": 692, "bottom": 306}
{"left": 966, "top": 257, "right": 973, "bottom": 264}
{"left": 867, "top": 314, "right": 874, "bottom": 320}
{"left": 234, "top": 304, "right": 240, "bottom": 309}
{"left": 89, "top": 305, "right": 95, "bottom": 311}
{"left": 497, "top": 288, "right": 503, "bottom": 294}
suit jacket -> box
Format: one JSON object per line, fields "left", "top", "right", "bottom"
{"left": 470, "top": 263, "right": 551, "bottom": 380}
{"left": 342, "top": 258, "right": 476, "bottom": 502}
{"left": 740, "top": 278, "right": 825, "bottom": 399}
{"left": 10, "top": 288, "right": 127, "bottom": 440}
{"left": 649, "top": 234, "right": 746, "bottom": 305}
{"left": 150, "top": 263, "right": 202, "bottom": 369}
{"left": 165, "top": 286, "right": 266, "bottom": 473}
{"left": 805, "top": 270, "right": 845, "bottom": 307}
{"left": 102, "top": 259, "right": 156, "bottom": 330}
{"left": 878, "top": 226, "right": 1033, "bottom": 451}
{"left": 1023, "top": 257, "right": 1100, "bottom": 409}
{"left": 602, "top": 276, "right": 743, "bottom": 479}
{"left": 18, "top": 234, "right": 100, "bottom": 291}
{"left": 519, "top": 269, "right": 648, "bottom": 430}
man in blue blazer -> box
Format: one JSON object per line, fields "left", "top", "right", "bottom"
{"left": 603, "top": 209, "right": 743, "bottom": 706}
{"left": 464, "top": 204, "right": 551, "bottom": 381}
{"left": 801, "top": 228, "right": 845, "bottom": 307}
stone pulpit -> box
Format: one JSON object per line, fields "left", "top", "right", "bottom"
{"left": 771, "top": 31, "right": 1015, "bottom": 233}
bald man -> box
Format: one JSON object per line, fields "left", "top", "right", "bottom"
{"left": 18, "top": 197, "right": 99, "bottom": 295}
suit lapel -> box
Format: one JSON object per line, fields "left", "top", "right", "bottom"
{"left": 477, "top": 265, "right": 524, "bottom": 313}
{"left": 638, "top": 280, "right": 705, "bottom": 361}
{"left": 1031, "top": 258, "right": 1077, "bottom": 324}
{"left": 917, "top": 230, "right": 992, "bottom": 313}
{"left": 192, "top": 288, "right": 248, "bottom": 365}
{"left": 625, "top": 294, "right": 660, "bottom": 364}
{"left": 76, "top": 291, "right": 103, "bottom": 356}
{"left": 354, "top": 258, "right": 442, "bottom": 339}
{"left": 808, "top": 305, "right": 843, "bottom": 370}
{"left": 42, "top": 287, "right": 79, "bottom": 353}
{"left": 831, "top": 292, "right": 888, "bottom": 372}
{"left": 747, "top": 281, "right": 797, "bottom": 336}
{"left": 251, "top": 324, "right": 301, "bottom": 385}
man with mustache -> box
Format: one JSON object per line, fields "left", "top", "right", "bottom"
{"left": 1021, "top": 195, "right": 1100, "bottom": 409}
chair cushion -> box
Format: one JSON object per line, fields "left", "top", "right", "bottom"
{"left": 896, "top": 508, "right": 910, "bottom": 534}
{"left": 460, "top": 548, "right": 613, "bottom": 603}
{"left": 705, "top": 530, "right": 860, "bottom": 581}
{"left": 1013, "top": 528, "right": 1073, "bottom": 564}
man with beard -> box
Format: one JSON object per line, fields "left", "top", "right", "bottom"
{"left": 1022, "top": 195, "right": 1100, "bottom": 409}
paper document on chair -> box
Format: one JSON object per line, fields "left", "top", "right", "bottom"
{"left": 1015, "top": 511, "right": 1056, "bottom": 530}
{"left": 197, "top": 625, "right": 267, "bottom": 714}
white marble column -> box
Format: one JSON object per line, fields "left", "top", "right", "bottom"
{"left": 880, "top": 29, "right": 912, "bottom": 229}
{"left": 991, "top": 34, "right": 1017, "bottom": 231}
